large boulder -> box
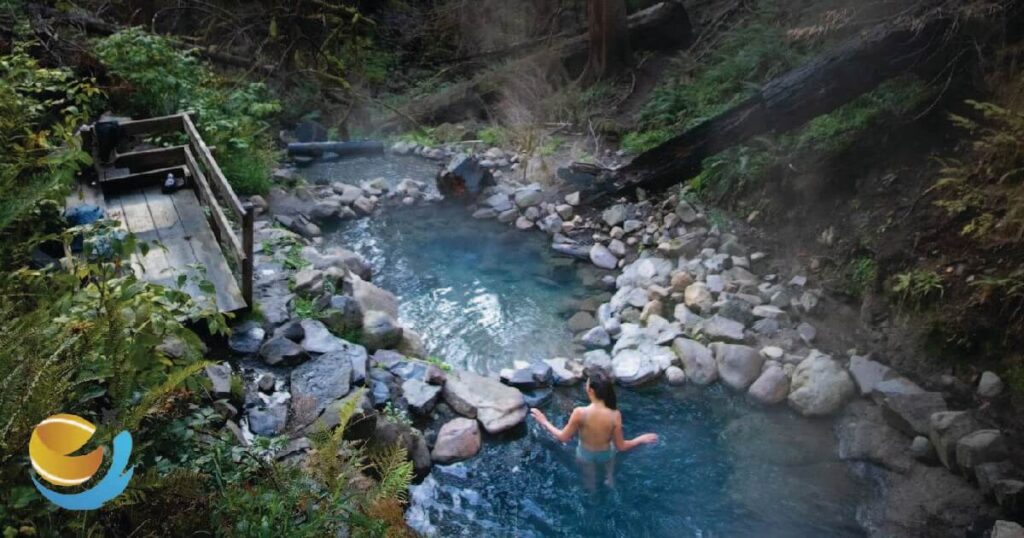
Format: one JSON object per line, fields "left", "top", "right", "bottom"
{"left": 248, "top": 402, "right": 288, "bottom": 436}
{"left": 431, "top": 417, "right": 482, "bottom": 464}
{"left": 229, "top": 321, "right": 265, "bottom": 355}
{"left": 671, "top": 338, "right": 718, "bottom": 385}
{"left": 321, "top": 295, "right": 363, "bottom": 335}
{"left": 544, "top": 357, "right": 584, "bottom": 386}
{"left": 301, "top": 246, "right": 371, "bottom": 280}
{"left": 402, "top": 378, "right": 442, "bottom": 415}
{"left": 580, "top": 325, "right": 611, "bottom": 349}
{"left": 589, "top": 244, "right": 618, "bottom": 270}
{"left": 205, "top": 363, "right": 232, "bottom": 398}
{"left": 437, "top": 153, "right": 496, "bottom": 199}
{"left": 836, "top": 400, "right": 915, "bottom": 474}
{"left": 992, "top": 521, "right": 1024, "bottom": 538}
{"left": 684, "top": 282, "right": 713, "bottom": 311}
{"left": 362, "top": 310, "right": 404, "bottom": 351}
{"left": 302, "top": 390, "right": 376, "bottom": 440}
{"left": 612, "top": 348, "right": 663, "bottom": 386}
{"left": 748, "top": 364, "right": 790, "bottom": 405}
{"left": 602, "top": 204, "right": 628, "bottom": 227}
{"left": 616, "top": 257, "right": 673, "bottom": 289}
{"left": 345, "top": 275, "right": 399, "bottom": 319}
{"left": 442, "top": 370, "right": 527, "bottom": 434}
{"left": 710, "top": 343, "right": 763, "bottom": 390}
{"left": 259, "top": 336, "right": 308, "bottom": 366}
{"left": 292, "top": 268, "right": 324, "bottom": 297}
{"left": 369, "top": 420, "right": 432, "bottom": 479}
{"left": 869, "top": 464, "right": 995, "bottom": 538}
{"left": 289, "top": 351, "right": 353, "bottom": 430}
{"left": 787, "top": 351, "right": 855, "bottom": 416}
{"left": 978, "top": 371, "right": 1005, "bottom": 398}
{"left": 300, "top": 319, "right": 348, "bottom": 354}
{"left": 877, "top": 391, "right": 948, "bottom": 436}
{"left": 583, "top": 350, "right": 613, "bottom": 375}
{"left": 700, "top": 314, "right": 745, "bottom": 342}
{"left": 567, "top": 311, "right": 598, "bottom": 333}
{"left": 513, "top": 186, "right": 543, "bottom": 208}
{"left": 929, "top": 411, "right": 981, "bottom": 471}
{"left": 956, "top": 429, "right": 1008, "bottom": 472}
{"left": 847, "top": 354, "right": 894, "bottom": 395}
{"left": 665, "top": 366, "right": 686, "bottom": 385}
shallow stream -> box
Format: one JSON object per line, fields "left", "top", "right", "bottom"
{"left": 308, "top": 157, "right": 871, "bottom": 537}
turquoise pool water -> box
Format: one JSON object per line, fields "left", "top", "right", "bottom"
{"left": 329, "top": 202, "right": 592, "bottom": 376}
{"left": 314, "top": 158, "right": 870, "bottom": 537}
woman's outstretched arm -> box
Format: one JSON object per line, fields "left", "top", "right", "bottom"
{"left": 612, "top": 412, "right": 658, "bottom": 452}
{"left": 530, "top": 407, "right": 581, "bottom": 443}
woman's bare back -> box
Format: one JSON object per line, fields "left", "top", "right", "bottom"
{"left": 577, "top": 404, "right": 619, "bottom": 452}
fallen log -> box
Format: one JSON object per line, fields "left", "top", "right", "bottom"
{"left": 379, "top": 1, "right": 691, "bottom": 131}
{"left": 580, "top": 15, "right": 955, "bottom": 200}
{"left": 287, "top": 141, "right": 385, "bottom": 158}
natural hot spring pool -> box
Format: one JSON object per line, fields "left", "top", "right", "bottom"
{"left": 408, "top": 385, "right": 868, "bottom": 537}
{"left": 328, "top": 202, "right": 593, "bottom": 376}
{"left": 313, "top": 159, "right": 871, "bottom": 537}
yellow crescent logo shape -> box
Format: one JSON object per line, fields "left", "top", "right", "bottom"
{"left": 28, "top": 414, "right": 104, "bottom": 487}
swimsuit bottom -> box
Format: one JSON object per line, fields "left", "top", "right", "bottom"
{"left": 576, "top": 444, "right": 615, "bottom": 464}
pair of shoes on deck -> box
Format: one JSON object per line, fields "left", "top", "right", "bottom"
{"left": 162, "top": 173, "right": 186, "bottom": 194}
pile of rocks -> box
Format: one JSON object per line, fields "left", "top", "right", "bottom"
{"left": 206, "top": 221, "right": 535, "bottom": 476}
{"left": 469, "top": 182, "right": 582, "bottom": 236}
{"left": 391, "top": 141, "right": 521, "bottom": 176}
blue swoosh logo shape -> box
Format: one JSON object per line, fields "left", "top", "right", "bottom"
{"left": 31, "top": 431, "right": 134, "bottom": 510}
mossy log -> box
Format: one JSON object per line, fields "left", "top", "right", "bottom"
{"left": 580, "top": 15, "right": 957, "bottom": 200}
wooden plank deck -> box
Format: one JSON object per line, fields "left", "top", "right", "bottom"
{"left": 102, "top": 184, "right": 247, "bottom": 313}
{"left": 76, "top": 112, "right": 252, "bottom": 314}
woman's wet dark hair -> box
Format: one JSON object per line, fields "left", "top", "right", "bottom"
{"left": 586, "top": 368, "right": 618, "bottom": 410}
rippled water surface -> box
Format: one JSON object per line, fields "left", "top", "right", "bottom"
{"left": 328, "top": 202, "right": 590, "bottom": 375}
{"left": 311, "top": 158, "right": 870, "bottom": 537}
{"left": 301, "top": 154, "right": 442, "bottom": 193}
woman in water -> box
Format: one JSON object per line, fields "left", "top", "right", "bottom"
{"left": 530, "top": 370, "right": 658, "bottom": 490}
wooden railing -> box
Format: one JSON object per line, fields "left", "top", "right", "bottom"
{"left": 104, "top": 112, "right": 254, "bottom": 308}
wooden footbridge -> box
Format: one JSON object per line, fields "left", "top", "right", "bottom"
{"left": 74, "top": 112, "right": 253, "bottom": 313}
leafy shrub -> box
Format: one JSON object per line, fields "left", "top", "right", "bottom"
{"left": 426, "top": 355, "right": 452, "bottom": 372}
{"left": 478, "top": 126, "right": 507, "bottom": 147}
{"left": 971, "top": 268, "right": 1024, "bottom": 323}
{"left": 0, "top": 43, "right": 101, "bottom": 262}
{"left": 382, "top": 401, "right": 412, "bottom": 427}
{"left": 794, "top": 76, "right": 932, "bottom": 154}
{"left": 92, "top": 28, "right": 199, "bottom": 116}
{"left": 624, "top": 18, "right": 808, "bottom": 151}
{"left": 687, "top": 76, "right": 931, "bottom": 199}
{"left": 891, "top": 269, "right": 945, "bottom": 309}
{"left": 932, "top": 96, "right": 1024, "bottom": 241}
{"left": 845, "top": 256, "right": 878, "bottom": 297}
{"left": 94, "top": 29, "right": 281, "bottom": 195}
{"left": 689, "top": 138, "right": 782, "bottom": 201}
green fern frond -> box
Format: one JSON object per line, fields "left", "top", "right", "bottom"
{"left": 119, "top": 361, "right": 213, "bottom": 433}
{"left": 369, "top": 444, "right": 413, "bottom": 503}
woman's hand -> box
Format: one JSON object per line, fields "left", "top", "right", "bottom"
{"left": 636, "top": 433, "right": 659, "bottom": 445}
{"left": 530, "top": 408, "right": 549, "bottom": 425}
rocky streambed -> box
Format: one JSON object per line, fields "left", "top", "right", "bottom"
{"left": 204, "top": 141, "right": 1022, "bottom": 538}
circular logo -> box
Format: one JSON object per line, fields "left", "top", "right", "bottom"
{"left": 29, "top": 413, "right": 105, "bottom": 486}
{"left": 28, "top": 413, "right": 134, "bottom": 510}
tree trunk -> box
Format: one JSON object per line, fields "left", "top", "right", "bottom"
{"left": 580, "top": 15, "right": 956, "bottom": 200}
{"left": 378, "top": 2, "right": 690, "bottom": 131}
{"left": 581, "top": 0, "right": 632, "bottom": 83}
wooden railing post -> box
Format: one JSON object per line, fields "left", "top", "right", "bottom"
{"left": 241, "top": 202, "right": 254, "bottom": 309}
